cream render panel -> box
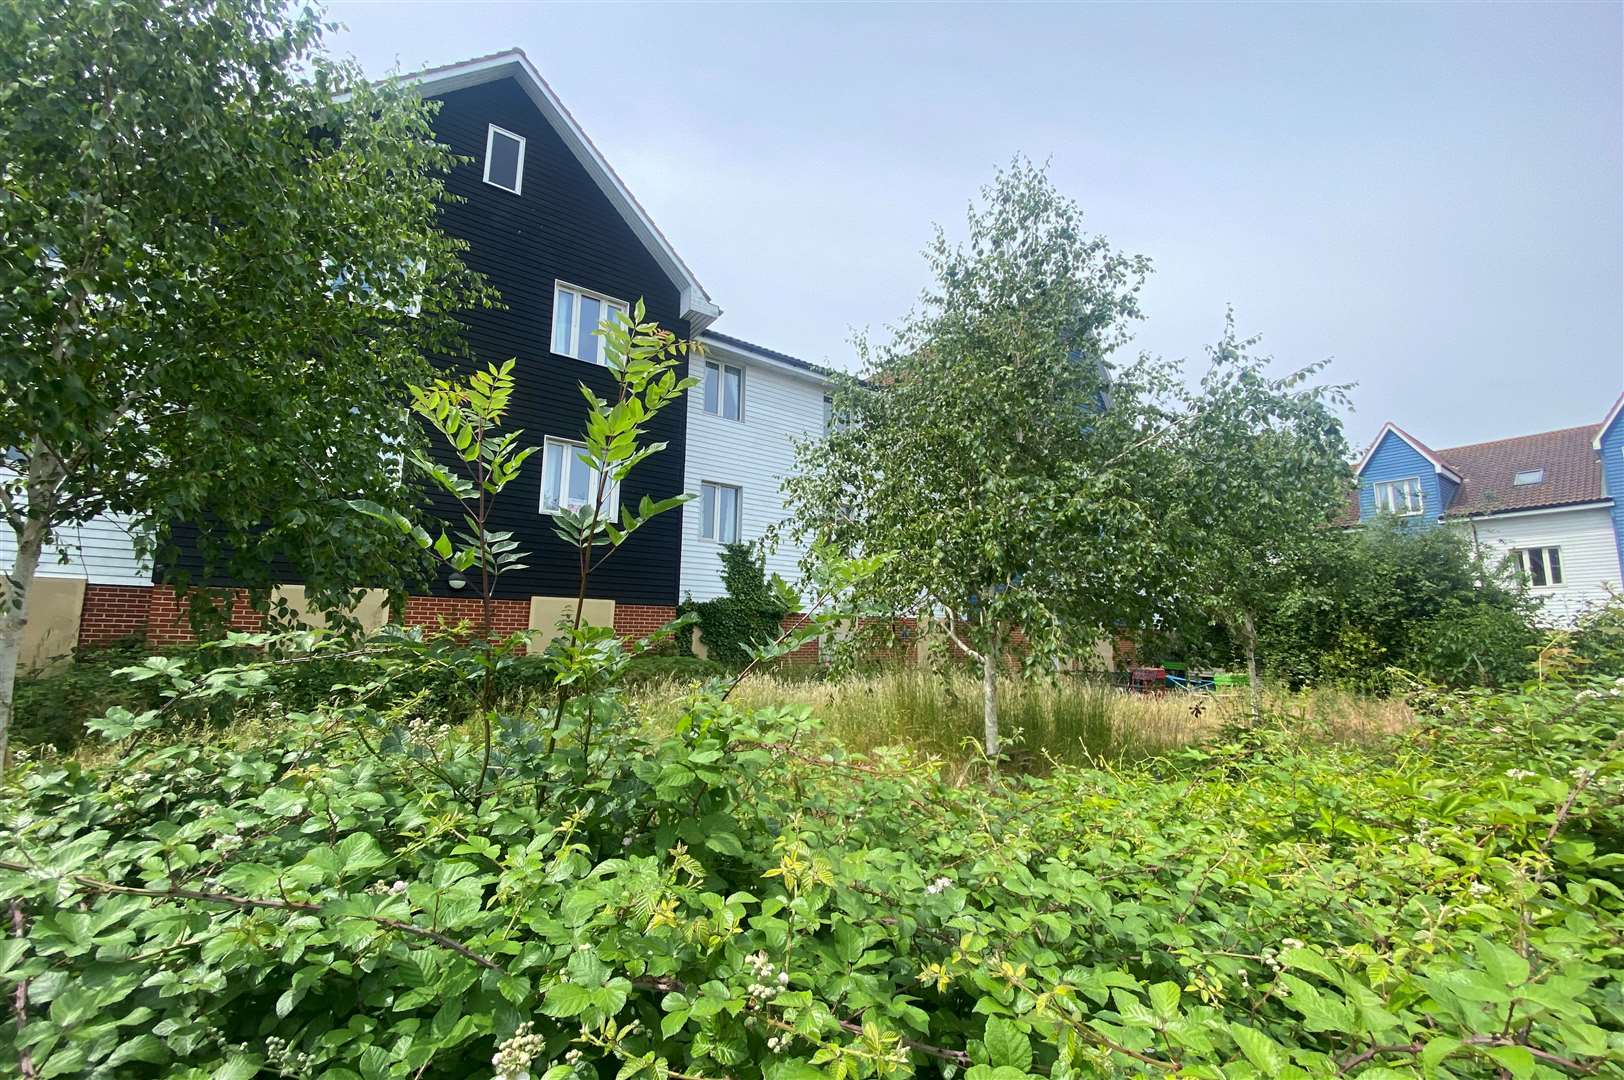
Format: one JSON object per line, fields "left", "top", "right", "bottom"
{"left": 680, "top": 340, "right": 831, "bottom": 603}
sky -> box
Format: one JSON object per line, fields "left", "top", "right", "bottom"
{"left": 327, "top": 1, "right": 1623, "bottom": 454}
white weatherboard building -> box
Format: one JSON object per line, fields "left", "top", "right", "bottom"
{"left": 681, "top": 332, "right": 833, "bottom": 603}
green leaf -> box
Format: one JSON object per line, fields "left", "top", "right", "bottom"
{"left": 983, "top": 1017, "right": 1033, "bottom": 1071}
{"left": 1229, "top": 1023, "right": 1286, "bottom": 1077}
{"left": 541, "top": 982, "right": 595, "bottom": 1018}
{"left": 1484, "top": 1045, "right": 1534, "bottom": 1079}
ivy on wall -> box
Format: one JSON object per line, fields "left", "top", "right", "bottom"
{"left": 677, "top": 544, "right": 790, "bottom": 667}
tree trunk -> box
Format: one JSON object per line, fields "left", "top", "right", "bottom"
{"left": 981, "top": 621, "right": 1002, "bottom": 760}
{"left": 1241, "top": 610, "right": 1261, "bottom": 725}
{"left": 0, "top": 516, "right": 47, "bottom": 774}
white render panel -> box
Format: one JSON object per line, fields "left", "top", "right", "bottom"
{"left": 0, "top": 512, "right": 152, "bottom": 586}
{"left": 681, "top": 347, "right": 829, "bottom": 603}
{"left": 1451, "top": 506, "right": 1622, "bottom": 626}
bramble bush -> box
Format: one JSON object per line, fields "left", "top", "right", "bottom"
{"left": 1, "top": 629, "right": 1620, "bottom": 1079}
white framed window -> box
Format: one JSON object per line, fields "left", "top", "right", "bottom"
{"left": 822, "top": 394, "right": 833, "bottom": 432}
{"left": 483, "top": 124, "right": 526, "bottom": 195}
{"left": 702, "top": 360, "right": 744, "bottom": 421}
{"left": 1515, "top": 546, "right": 1563, "bottom": 589}
{"left": 1512, "top": 468, "right": 1545, "bottom": 486}
{"left": 552, "top": 282, "right": 629, "bottom": 366}
{"left": 541, "top": 437, "right": 616, "bottom": 517}
{"left": 1372, "top": 476, "right": 1424, "bottom": 516}
{"left": 699, "top": 481, "right": 741, "bottom": 544}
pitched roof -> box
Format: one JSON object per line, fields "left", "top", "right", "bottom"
{"left": 1353, "top": 422, "right": 1462, "bottom": 483}
{"left": 701, "top": 331, "right": 835, "bottom": 381}
{"left": 1435, "top": 423, "right": 1605, "bottom": 518}
{"left": 1337, "top": 420, "right": 1609, "bottom": 526}
{"left": 389, "top": 49, "right": 721, "bottom": 332}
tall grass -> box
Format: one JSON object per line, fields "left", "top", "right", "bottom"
{"left": 628, "top": 666, "right": 1411, "bottom": 771}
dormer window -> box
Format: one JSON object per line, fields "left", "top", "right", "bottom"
{"left": 483, "top": 124, "right": 526, "bottom": 195}
{"left": 1372, "top": 477, "right": 1424, "bottom": 516}
{"left": 1512, "top": 468, "right": 1545, "bottom": 486}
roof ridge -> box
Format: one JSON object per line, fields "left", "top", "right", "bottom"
{"left": 1437, "top": 422, "right": 1603, "bottom": 456}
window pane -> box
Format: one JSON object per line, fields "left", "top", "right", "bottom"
{"left": 543, "top": 444, "right": 563, "bottom": 510}
{"left": 1547, "top": 548, "right": 1562, "bottom": 585}
{"left": 1528, "top": 550, "right": 1547, "bottom": 587}
{"left": 719, "top": 486, "right": 739, "bottom": 543}
{"left": 487, "top": 130, "right": 522, "bottom": 191}
{"left": 724, "top": 366, "right": 742, "bottom": 420}
{"left": 567, "top": 448, "right": 591, "bottom": 506}
{"left": 823, "top": 395, "right": 833, "bottom": 431}
{"left": 552, "top": 288, "right": 574, "bottom": 355}
{"left": 576, "top": 294, "right": 602, "bottom": 364}
{"left": 701, "top": 484, "right": 716, "bottom": 537}
{"left": 703, "top": 363, "right": 719, "bottom": 414}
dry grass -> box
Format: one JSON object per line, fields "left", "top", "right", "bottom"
{"left": 628, "top": 666, "right": 1412, "bottom": 770}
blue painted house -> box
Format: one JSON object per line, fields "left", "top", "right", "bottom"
{"left": 1346, "top": 398, "right": 1624, "bottom": 624}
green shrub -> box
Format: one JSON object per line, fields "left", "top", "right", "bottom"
{"left": 1410, "top": 600, "right": 1538, "bottom": 688}
{"left": 622, "top": 654, "right": 729, "bottom": 685}
{"left": 10, "top": 638, "right": 166, "bottom": 752}
{"left": 3, "top": 646, "right": 1618, "bottom": 1078}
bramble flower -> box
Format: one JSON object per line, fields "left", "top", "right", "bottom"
{"left": 1505, "top": 768, "right": 1536, "bottom": 780}
{"left": 925, "top": 876, "right": 953, "bottom": 895}
{"left": 1469, "top": 881, "right": 1492, "bottom": 897}
{"left": 745, "top": 952, "right": 787, "bottom": 1006}
{"left": 492, "top": 1022, "right": 545, "bottom": 1080}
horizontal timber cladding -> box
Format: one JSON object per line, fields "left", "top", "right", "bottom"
{"left": 423, "top": 79, "right": 691, "bottom": 607}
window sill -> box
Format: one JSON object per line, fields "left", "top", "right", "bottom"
{"left": 549, "top": 349, "right": 611, "bottom": 368}
{"left": 482, "top": 178, "right": 522, "bottom": 196}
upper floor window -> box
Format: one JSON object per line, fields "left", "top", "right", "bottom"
{"left": 1372, "top": 477, "right": 1424, "bottom": 516}
{"left": 1512, "top": 469, "right": 1545, "bottom": 486}
{"left": 1515, "top": 546, "right": 1563, "bottom": 588}
{"left": 699, "top": 481, "right": 741, "bottom": 543}
{"left": 552, "top": 282, "right": 628, "bottom": 366}
{"left": 541, "top": 436, "right": 616, "bottom": 517}
{"left": 822, "top": 394, "right": 833, "bottom": 432}
{"left": 483, "top": 124, "right": 526, "bottom": 195}
{"left": 703, "top": 361, "right": 743, "bottom": 421}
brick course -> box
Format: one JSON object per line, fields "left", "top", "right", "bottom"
{"left": 145, "top": 588, "right": 264, "bottom": 646}
{"left": 78, "top": 585, "right": 154, "bottom": 648}
{"left": 613, "top": 604, "right": 679, "bottom": 640}
{"left": 401, "top": 595, "right": 530, "bottom": 638}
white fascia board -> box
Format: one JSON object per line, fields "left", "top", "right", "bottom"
{"left": 1354, "top": 421, "right": 1463, "bottom": 484}
{"left": 1594, "top": 392, "right": 1624, "bottom": 450}
{"left": 1448, "top": 499, "right": 1615, "bottom": 523}
{"left": 699, "top": 336, "right": 835, "bottom": 386}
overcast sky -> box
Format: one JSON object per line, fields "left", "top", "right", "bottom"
{"left": 328, "top": 1, "right": 1622, "bottom": 453}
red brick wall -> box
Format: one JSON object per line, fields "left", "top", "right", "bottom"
{"left": 145, "top": 588, "right": 265, "bottom": 646}
{"left": 401, "top": 595, "right": 530, "bottom": 638}
{"left": 78, "top": 584, "right": 154, "bottom": 648}
{"left": 776, "top": 613, "right": 822, "bottom": 665}
{"left": 613, "top": 604, "right": 678, "bottom": 640}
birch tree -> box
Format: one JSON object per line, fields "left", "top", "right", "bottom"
{"left": 0, "top": 0, "right": 492, "bottom": 766}
{"left": 786, "top": 160, "right": 1181, "bottom": 758}
{"left": 1168, "top": 316, "right": 1351, "bottom": 718}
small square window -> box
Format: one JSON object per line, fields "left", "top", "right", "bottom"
{"left": 699, "top": 481, "right": 741, "bottom": 543}
{"left": 541, "top": 437, "right": 615, "bottom": 517}
{"left": 702, "top": 361, "right": 744, "bottom": 421}
{"left": 1512, "top": 469, "right": 1545, "bottom": 486}
{"left": 483, "top": 124, "right": 526, "bottom": 195}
